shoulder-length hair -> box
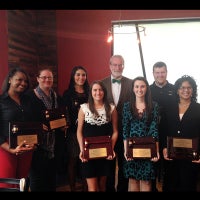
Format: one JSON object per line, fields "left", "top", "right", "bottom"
{"left": 174, "top": 75, "right": 197, "bottom": 103}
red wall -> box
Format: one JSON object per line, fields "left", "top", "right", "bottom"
{"left": 0, "top": 10, "right": 9, "bottom": 90}
{"left": 1, "top": 10, "right": 200, "bottom": 95}
{"left": 56, "top": 10, "right": 200, "bottom": 95}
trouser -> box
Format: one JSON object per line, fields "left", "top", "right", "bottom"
{"left": 29, "top": 149, "right": 56, "bottom": 191}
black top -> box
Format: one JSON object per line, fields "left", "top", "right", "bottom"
{"left": 150, "top": 81, "right": 175, "bottom": 114}
{"left": 160, "top": 101, "right": 200, "bottom": 148}
{"left": 26, "top": 89, "right": 64, "bottom": 122}
{"left": 62, "top": 90, "right": 88, "bottom": 132}
{"left": 26, "top": 89, "right": 64, "bottom": 156}
{"left": 0, "top": 92, "right": 34, "bottom": 145}
{"left": 150, "top": 81, "right": 176, "bottom": 151}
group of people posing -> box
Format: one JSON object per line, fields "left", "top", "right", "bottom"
{"left": 0, "top": 55, "right": 200, "bottom": 192}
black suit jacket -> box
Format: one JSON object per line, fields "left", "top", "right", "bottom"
{"left": 160, "top": 101, "right": 200, "bottom": 149}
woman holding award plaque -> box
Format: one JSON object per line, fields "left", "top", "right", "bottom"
{"left": 160, "top": 75, "right": 200, "bottom": 192}
{"left": 62, "top": 66, "right": 89, "bottom": 191}
{"left": 77, "top": 80, "right": 118, "bottom": 191}
{"left": 27, "top": 68, "right": 66, "bottom": 191}
{"left": 122, "top": 76, "right": 160, "bottom": 192}
{"left": 0, "top": 67, "right": 35, "bottom": 188}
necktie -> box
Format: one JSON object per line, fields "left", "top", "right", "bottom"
{"left": 112, "top": 79, "right": 121, "bottom": 84}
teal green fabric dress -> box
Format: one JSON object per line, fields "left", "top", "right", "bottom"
{"left": 122, "top": 101, "right": 159, "bottom": 180}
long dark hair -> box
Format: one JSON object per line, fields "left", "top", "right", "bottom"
{"left": 88, "top": 80, "right": 111, "bottom": 121}
{"left": 1, "top": 67, "right": 30, "bottom": 94}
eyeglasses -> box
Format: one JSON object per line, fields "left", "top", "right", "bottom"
{"left": 179, "top": 86, "right": 192, "bottom": 91}
{"left": 110, "top": 63, "right": 123, "bottom": 67}
{"left": 38, "top": 76, "right": 53, "bottom": 81}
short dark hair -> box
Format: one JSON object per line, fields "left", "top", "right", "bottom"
{"left": 153, "top": 61, "right": 167, "bottom": 71}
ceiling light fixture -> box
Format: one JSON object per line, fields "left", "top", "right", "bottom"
{"left": 107, "top": 28, "right": 113, "bottom": 43}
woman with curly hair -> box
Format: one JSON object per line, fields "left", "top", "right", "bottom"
{"left": 161, "top": 75, "right": 200, "bottom": 191}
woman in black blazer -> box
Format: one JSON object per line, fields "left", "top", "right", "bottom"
{"left": 160, "top": 75, "right": 200, "bottom": 191}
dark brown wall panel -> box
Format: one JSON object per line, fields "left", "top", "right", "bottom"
{"left": 7, "top": 10, "right": 58, "bottom": 90}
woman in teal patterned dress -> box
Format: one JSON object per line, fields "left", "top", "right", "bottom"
{"left": 122, "top": 76, "right": 160, "bottom": 191}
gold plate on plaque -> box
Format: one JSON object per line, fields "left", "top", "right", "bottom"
{"left": 9, "top": 122, "right": 42, "bottom": 148}
{"left": 17, "top": 134, "right": 38, "bottom": 146}
{"left": 167, "top": 136, "right": 199, "bottom": 160}
{"left": 132, "top": 148, "right": 151, "bottom": 158}
{"left": 89, "top": 148, "right": 107, "bottom": 159}
{"left": 173, "top": 138, "right": 192, "bottom": 148}
{"left": 44, "top": 107, "right": 69, "bottom": 130}
{"left": 49, "top": 118, "right": 67, "bottom": 130}
{"left": 83, "top": 135, "right": 113, "bottom": 160}
{"left": 127, "top": 136, "right": 157, "bottom": 159}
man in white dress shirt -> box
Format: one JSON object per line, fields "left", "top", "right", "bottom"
{"left": 101, "top": 55, "right": 132, "bottom": 192}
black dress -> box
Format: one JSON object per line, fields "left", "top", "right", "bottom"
{"left": 62, "top": 90, "right": 88, "bottom": 158}
{"left": 80, "top": 103, "right": 114, "bottom": 178}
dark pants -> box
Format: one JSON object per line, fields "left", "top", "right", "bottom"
{"left": 29, "top": 149, "right": 56, "bottom": 191}
{"left": 162, "top": 160, "right": 198, "bottom": 191}
{"left": 151, "top": 161, "right": 160, "bottom": 192}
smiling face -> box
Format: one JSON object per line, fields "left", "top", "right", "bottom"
{"left": 153, "top": 66, "right": 167, "bottom": 86}
{"left": 133, "top": 80, "right": 147, "bottom": 99}
{"left": 9, "top": 71, "right": 28, "bottom": 94}
{"left": 37, "top": 69, "right": 53, "bottom": 90}
{"left": 178, "top": 81, "right": 193, "bottom": 101}
{"left": 91, "top": 83, "right": 104, "bottom": 102}
{"left": 74, "top": 69, "right": 87, "bottom": 86}
{"left": 110, "top": 56, "right": 124, "bottom": 79}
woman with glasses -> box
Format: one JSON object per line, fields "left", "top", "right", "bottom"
{"left": 160, "top": 75, "right": 200, "bottom": 191}
{"left": 27, "top": 68, "right": 66, "bottom": 191}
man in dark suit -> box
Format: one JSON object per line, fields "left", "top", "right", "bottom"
{"left": 101, "top": 55, "right": 132, "bottom": 192}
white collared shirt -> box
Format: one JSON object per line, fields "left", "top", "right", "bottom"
{"left": 111, "top": 76, "right": 121, "bottom": 106}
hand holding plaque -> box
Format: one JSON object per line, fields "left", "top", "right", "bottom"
{"left": 167, "top": 136, "right": 199, "bottom": 160}
{"left": 83, "top": 135, "right": 113, "bottom": 160}
{"left": 44, "top": 107, "right": 70, "bottom": 130}
{"left": 9, "top": 122, "right": 43, "bottom": 148}
{"left": 127, "top": 136, "right": 157, "bottom": 159}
